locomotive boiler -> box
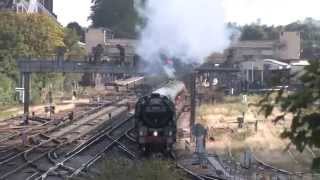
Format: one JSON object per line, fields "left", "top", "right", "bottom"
{"left": 134, "top": 80, "right": 186, "bottom": 153}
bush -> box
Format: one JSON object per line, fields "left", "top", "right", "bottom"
{"left": 0, "top": 74, "right": 15, "bottom": 105}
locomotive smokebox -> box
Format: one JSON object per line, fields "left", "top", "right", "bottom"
{"left": 135, "top": 80, "right": 186, "bottom": 153}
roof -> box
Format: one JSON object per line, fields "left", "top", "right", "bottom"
{"left": 106, "top": 39, "right": 137, "bottom": 47}
{"left": 86, "top": 27, "right": 113, "bottom": 33}
{"left": 114, "top": 76, "right": 144, "bottom": 86}
{"left": 206, "top": 53, "right": 226, "bottom": 64}
{"left": 290, "top": 60, "right": 310, "bottom": 66}
{"left": 230, "top": 40, "right": 277, "bottom": 49}
{"left": 264, "top": 59, "right": 289, "bottom": 66}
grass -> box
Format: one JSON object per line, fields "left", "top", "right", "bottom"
{"left": 90, "top": 159, "right": 186, "bottom": 180}
{"left": 231, "top": 129, "right": 254, "bottom": 142}
{"left": 197, "top": 95, "right": 268, "bottom": 124}
{"left": 0, "top": 109, "right": 20, "bottom": 121}
{"left": 199, "top": 103, "right": 245, "bottom": 117}
{"left": 197, "top": 96, "right": 246, "bottom": 125}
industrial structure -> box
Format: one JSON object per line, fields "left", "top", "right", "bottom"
{"left": 227, "top": 31, "right": 301, "bottom": 63}
{"left": 0, "top": 0, "right": 56, "bottom": 18}
{"left": 204, "top": 31, "right": 308, "bottom": 90}
{"left": 85, "top": 27, "right": 137, "bottom": 62}
{"left": 85, "top": 28, "right": 115, "bottom": 55}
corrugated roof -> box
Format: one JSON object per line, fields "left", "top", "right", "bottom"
{"left": 264, "top": 59, "right": 289, "bottom": 66}
{"left": 290, "top": 60, "right": 310, "bottom": 66}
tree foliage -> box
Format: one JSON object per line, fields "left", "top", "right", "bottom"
{"left": 0, "top": 74, "right": 15, "bottom": 104}
{"left": 260, "top": 60, "right": 320, "bottom": 170}
{"left": 0, "top": 12, "right": 67, "bottom": 105}
{"left": 90, "top": 0, "right": 139, "bottom": 38}
{"left": 240, "top": 24, "right": 280, "bottom": 41}
{"left": 67, "top": 22, "right": 85, "bottom": 42}
{"left": 64, "top": 28, "right": 86, "bottom": 60}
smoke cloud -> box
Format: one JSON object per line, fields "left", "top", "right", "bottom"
{"left": 136, "top": 0, "right": 231, "bottom": 65}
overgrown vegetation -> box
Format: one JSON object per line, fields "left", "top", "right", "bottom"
{"left": 260, "top": 60, "right": 320, "bottom": 170}
{"left": 94, "top": 159, "right": 185, "bottom": 180}
{"left": 0, "top": 12, "right": 85, "bottom": 106}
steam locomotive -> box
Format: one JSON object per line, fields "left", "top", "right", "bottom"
{"left": 135, "top": 80, "right": 186, "bottom": 153}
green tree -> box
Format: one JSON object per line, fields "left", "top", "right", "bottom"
{"left": 0, "top": 74, "right": 15, "bottom": 105}
{"left": 0, "top": 12, "right": 65, "bottom": 105}
{"left": 64, "top": 28, "right": 86, "bottom": 60}
{"left": 240, "top": 25, "right": 266, "bottom": 41}
{"left": 260, "top": 60, "right": 320, "bottom": 170}
{"left": 90, "top": 0, "right": 139, "bottom": 38}
{"left": 67, "top": 22, "right": 85, "bottom": 42}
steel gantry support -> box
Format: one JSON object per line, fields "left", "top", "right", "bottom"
{"left": 23, "top": 72, "right": 30, "bottom": 123}
{"left": 17, "top": 58, "right": 142, "bottom": 118}
{"left": 190, "top": 72, "right": 197, "bottom": 130}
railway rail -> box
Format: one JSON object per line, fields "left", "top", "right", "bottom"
{"left": 31, "top": 115, "right": 135, "bottom": 180}
{"left": 0, "top": 101, "right": 116, "bottom": 165}
{"left": 0, "top": 77, "right": 183, "bottom": 179}
{"left": 0, "top": 99, "right": 130, "bottom": 180}
{"left": 2, "top": 111, "right": 224, "bottom": 180}
{"left": 3, "top": 80, "right": 298, "bottom": 180}
{"left": 0, "top": 101, "right": 111, "bottom": 145}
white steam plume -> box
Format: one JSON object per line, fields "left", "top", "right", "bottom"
{"left": 136, "top": 0, "right": 231, "bottom": 65}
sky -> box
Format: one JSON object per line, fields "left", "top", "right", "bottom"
{"left": 54, "top": 0, "right": 92, "bottom": 27}
{"left": 54, "top": 0, "right": 320, "bottom": 27}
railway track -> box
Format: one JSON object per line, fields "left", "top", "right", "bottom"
{"left": 210, "top": 120, "right": 319, "bottom": 179}
{"left": 29, "top": 115, "right": 136, "bottom": 180}
{"left": 0, "top": 104, "right": 110, "bottom": 167}
{"left": 0, "top": 99, "right": 128, "bottom": 153}
{"left": 0, "top": 85, "right": 245, "bottom": 180}
{"left": 0, "top": 100, "right": 130, "bottom": 180}
{"left": 218, "top": 147, "right": 320, "bottom": 180}
{"left": 1, "top": 116, "right": 220, "bottom": 180}
{"left": 261, "top": 122, "right": 316, "bottom": 175}
{"left": 0, "top": 101, "right": 115, "bottom": 145}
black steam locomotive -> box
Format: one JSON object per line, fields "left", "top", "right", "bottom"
{"left": 135, "top": 81, "right": 186, "bottom": 153}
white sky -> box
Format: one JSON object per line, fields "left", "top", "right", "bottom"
{"left": 54, "top": 0, "right": 92, "bottom": 27}
{"left": 54, "top": 0, "right": 320, "bottom": 27}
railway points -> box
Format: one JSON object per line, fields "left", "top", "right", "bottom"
{"left": 0, "top": 75, "right": 318, "bottom": 180}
